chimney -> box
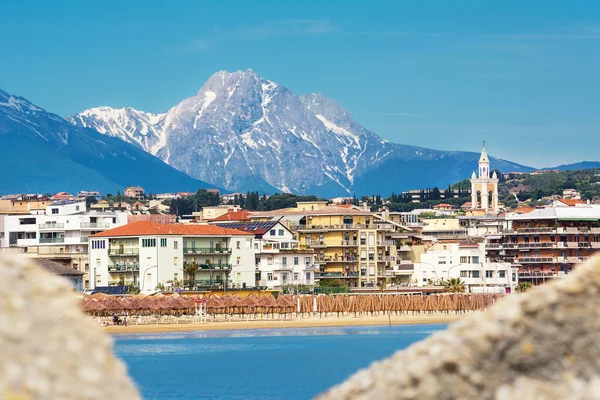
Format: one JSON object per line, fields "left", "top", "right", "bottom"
{"left": 363, "top": 202, "right": 368, "bottom": 211}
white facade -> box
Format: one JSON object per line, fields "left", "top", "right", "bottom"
{"left": 1, "top": 201, "right": 128, "bottom": 250}
{"left": 414, "top": 242, "right": 518, "bottom": 293}
{"left": 90, "top": 231, "right": 256, "bottom": 293}
{"left": 256, "top": 249, "right": 316, "bottom": 289}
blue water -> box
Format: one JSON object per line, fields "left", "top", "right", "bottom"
{"left": 114, "top": 324, "right": 446, "bottom": 400}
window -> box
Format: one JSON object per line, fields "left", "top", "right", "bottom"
{"left": 293, "top": 257, "right": 299, "bottom": 265}
{"left": 267, "top": 256, "right": 273, "bottom": 265}
{"left": 174, "top": 257, "right": 178, "bottom": 265}
{"left": 512, "top": 273, "right": 516, "bottom": 282}
{"left": 270, "top": 230, "right": 276, "bottom": 236}
{"left": 368, "top": 233, "right": 375, "bottom": 246}
{"left": 304, "top": 257, "right": 311, "bottom": 265}
{"left": 236, "top": 241, "right": 241, "bottom": 249}
{"left": 369, "top": 266, "right": 375, "bottom": 276}
{"left": 267, "top": 273, "right": 273, "bottom": 281}
{"left": 368, "top": 250, "right": 375, "bottom": 261}
{"left": 360, "top": 250, "right": 367, "bottom": 260}
{"left": 498, "top": 270, "right": 506, "bottom": 278}
{"left": 294, "top": 273, "right": 299, "bottom": 281}
{"left": 439, "top": 260, "right": 446, "bottom": 264}
{"left": 306, "top": 272, "right": 311, "bottom": 281}
{"left": 173, "top": 241, "right": 178, "bottom": 249}
{"left": 486, "top": 270, "right": 493, "bottom": 278}
{"left": 236, "top": 257, "right": 241, "bottom": 265}
{"left": 460, "top": 271, "right": 468, "bottom": 278}
{"left": 160, "top": 238, "right": 167, "bottom": 247}
{"left": 472, "top": 256, "right": 480, "bottom": 264}
{"left": 246, "top": 238, "right": 252, "bottom": 248}
{"left": 51, "top": 208, "right": 59, "bottom": 214}
{"left": 91, "top": 240, "right": 105, "bottom": 249}
{"left": 19, "top": 218, "right": 36, "bottom": 225}
{"left": 282, "top": 257, "right": 287, "bottom": 265}
{"left": 472, "top": 270, "right": 480, "bottom": 278}
{"left": 75, "top": 205, "right": 80, "bottom": 211}
{"left": 254, "top": 242, "right": 259, "bottom": 249}
{"left": 142, "top": 238, "right": 156, "bottom": 247}
{"left": 460, "top": 256, "right": 468, "bottom": 263}
{"left": 84, "top": 263, "right": 89, "bottom": 272}
{"left": 278, "top": 229, "right": 284, "bottom": 236}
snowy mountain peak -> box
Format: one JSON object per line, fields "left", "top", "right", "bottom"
{"left": 68, "top": 69, "right": 529, "bottom": 196}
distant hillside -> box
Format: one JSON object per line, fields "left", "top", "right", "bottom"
{"left": 546, "top": 162, "right": 600, "bottom": 171}
{"left": 501, "top": 168, "right": 600, "bottom": 207}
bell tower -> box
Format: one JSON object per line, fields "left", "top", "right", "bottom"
{"left": 470, "top": 142, "right": 499, "bottom": 213}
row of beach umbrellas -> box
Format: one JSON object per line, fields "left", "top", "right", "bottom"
{"left": 80, "top": 292, "right": 502, "bottom": 317}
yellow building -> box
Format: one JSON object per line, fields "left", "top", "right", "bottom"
{"left": 295, "top": 205, "right": 411, "bottom": 288}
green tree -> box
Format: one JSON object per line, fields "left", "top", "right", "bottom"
{"left": 184, "top": 262, "right": 199, "bottom": 290}
{"left": 517, "top": 281, "right": 532, "bottom": 293}
{"left": 443, "top": 277, "right": 466, "bottom": 293}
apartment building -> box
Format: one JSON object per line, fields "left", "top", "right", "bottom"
{"left": 214, "top": 220, "right": 317, "bottom": 290}
{"left": 0, "top": 200, "right": 128, "bottom": 289}
{"left": 0, "top": 194, "right": 51, "bottom": 215}
{"left": 89, "top": 221, "right": 256, "bottom": 293}
{"left": 485, "top": 205, "right": 600, "bottom": 285}
{"left": 124, "top": 186, "right": 145, "bottom": 199}
{"left": 292, "top": 205, "right": 411, "bottom": 288}
{"left": 414, "top": 241, "right": 518, "bottom": 293}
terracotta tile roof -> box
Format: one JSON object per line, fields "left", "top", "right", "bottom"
{"left": 461, "top": 202, "right": 472, "bottom": 208}
{"left": 558, "top": 199, "right": 586, "bottom": 207}
{"left": 91, "top": 221, "right": 252, "bottom": 237}
{"left": 213, "top": 210, "right": 253, "bottom": 221}
{"left": 433, "top": 203, "right": 454, "bottom": 208}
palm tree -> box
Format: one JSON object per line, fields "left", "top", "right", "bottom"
{"left": 517, "top": 281, "right": 532, "bottom": 293}
{"left": 443, "top": 277, "right": 466, "bottom": 293}
{"left": 184, "top": 262, "right": 199, "bottom": 290}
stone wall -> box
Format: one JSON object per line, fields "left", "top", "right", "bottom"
{"left": 319, "top": 256, "right": 600, "bottom": 400}
{"left": 0, "top": 255, "right": 140, "bottom": 399}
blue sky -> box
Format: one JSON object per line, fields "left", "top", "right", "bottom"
{"left": 1, "top": 0, "right": 599, "bottom": 168}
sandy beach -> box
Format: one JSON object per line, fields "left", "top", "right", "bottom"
{"left": 104, "top": 313, "right": 465, "bottom": 334}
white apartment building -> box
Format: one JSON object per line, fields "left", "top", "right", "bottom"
{"left": 413, "top": 241, "right": 518, "bottom": 293}
{"left": 0, "top": 200, "right": 128, "bottom": 289}
{"left": 214, "top": 221, "right": 317, "bottom": 290}
{"left": 89, "top": 221, "right": 256, "bottom": 293}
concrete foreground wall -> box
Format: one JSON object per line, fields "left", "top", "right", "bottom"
{"left": 319, "top": 256, "right": 600, "bottom": 400}
{"left": 0, "top": 255, "right": 140, "bottom": 400}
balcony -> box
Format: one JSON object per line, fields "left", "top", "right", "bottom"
{"left": 518, "top": 271, "right": 559, "bottom": 279}
{"left": 108, "top": 264, "right": 140, "bottom": 272}
{"left": 377, "top": 240, "right": 395, "bottom": 246}
{"left": 39, "top": 237, "right": 65, "bottom": 244}
{"left": 340, "top": 240, "right": 358, "bottom": 246}
{"left": 293, "top": 223, "right": 395, "bottom": 231}
{"left": 315, "top": 256, "right": 358, "bottom": 263}
{"left": 80, "top": 222, "right": 111, "bottom": 229}
{"left": 517, "top": 242, "right": 553, "bottom": 249}
{"left": 516, "top": 257, "right": 554, "bottom": 263}
{"left": 39, "top": 223, "right": 64, "bottom": 230}
{"left": 186, "top": 263, "right": 232, "bottom": 271}
{"left": 514, "top": 227, "right": 555, "bottom": 234}
{"left": 80, "top": 237, "right": 89, "bottom": 243}
{"left": 317, "top": 272, "right": 359, "bottom": 278}
{"left": 183, "top": 247, "right": 232, "bottom": 255}
{"left": 108, "top": 248, "right": 139, "bottom": 256}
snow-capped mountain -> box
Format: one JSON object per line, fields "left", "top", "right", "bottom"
{"left": 69, "top": 69, "right": 531, "bottom": 196}
{"left": 0, "top": 88, "right": 215, "bottom": 194}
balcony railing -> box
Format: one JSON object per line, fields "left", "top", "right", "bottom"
{"left": 293, "top": 223, "right": 395, "bottom": 231}
{"left": 80, "top": 237, "right": 89, "bottom": 243}
{"left": 317, "top": 272, "right": 359, "bottom": 278}
{"left": 518, "top": 272, "right": 558, "bottom": 278}
{"left": 108, "top": 248, "right": 140, "bottom": 256}
{"left": 39, "top": 223, "right": 64, "bottom": 229}
{"left": 108, "top": 264, "right": 140, "bottom": 272}
{"left": 183, "top": 247, "right": 232, "bottom": 255}
{"left": 514, "top": 227, "right": 555, "bottom": 233}
{"left": 185, "top": 262, "right": 232, "bottom": 271}
{"left": 39, "top": 237, "right": 65, "bottom": 244}
{"left": 80, "top": 222, "right": 111, "bottom": 229}
{"left": 516, "top": 257, "right": 554, "bottom": 263}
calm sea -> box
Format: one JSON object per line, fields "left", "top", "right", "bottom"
{"left": 114, "top": 324, "right": 446, "bottom": 400}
